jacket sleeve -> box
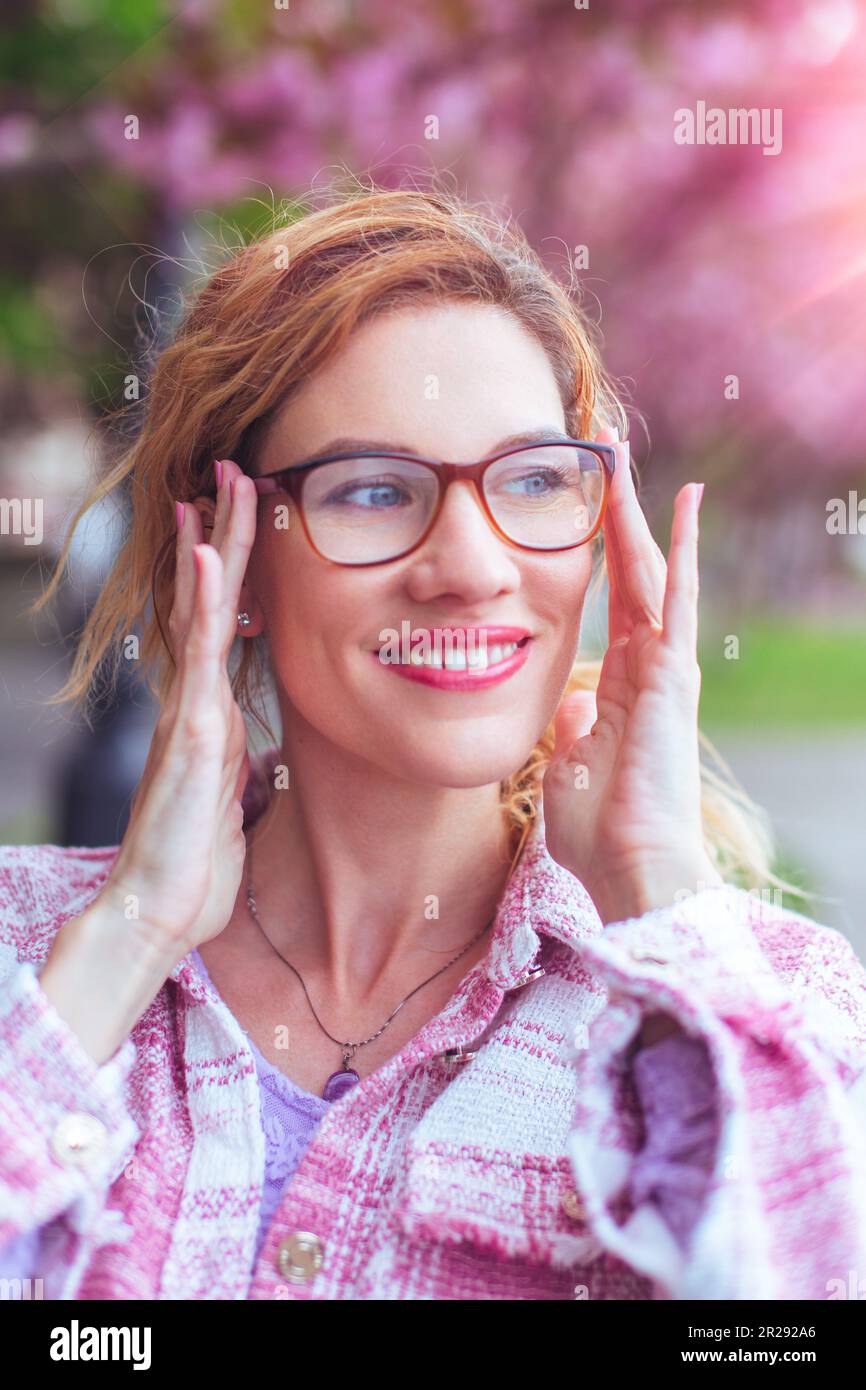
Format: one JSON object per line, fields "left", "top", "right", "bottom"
{"left": 564, "top": 883, "right": 866, "bottom": 1300}
{"left": 0, "top": 942, "right": 140, "bottom": 1290}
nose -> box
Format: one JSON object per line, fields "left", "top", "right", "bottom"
{"left": 403, "top": 478, "right": 522, "bottom": 603}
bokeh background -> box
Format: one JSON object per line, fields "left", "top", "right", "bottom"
{"left": 1, "top": 0, "right": 864, "bottom": 947}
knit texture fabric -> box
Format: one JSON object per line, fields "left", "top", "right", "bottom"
{"left": 2, "top": 743, "right": 866, "bottom": 1299}
{"left": 189, "top": 947, "right": 332, "bottom": 1265}
{"left": 189, "top": 944, "right": 716, "bottom": 1273}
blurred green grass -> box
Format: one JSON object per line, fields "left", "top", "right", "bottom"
{"left": 698, "top": 618, "right": 866, "bottom": 728}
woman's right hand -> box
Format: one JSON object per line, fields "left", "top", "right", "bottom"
{"left": 38, "top": 460, "right": 260, "bottom": 1066}
{"left": 101, "top": 458, "right": 258, "bottom": 960}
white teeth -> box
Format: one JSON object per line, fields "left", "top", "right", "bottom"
{"left": 393, "top": 639, "right": 522, "bottom": 671}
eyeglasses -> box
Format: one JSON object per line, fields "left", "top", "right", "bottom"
{"left": 250, "top": 438, "right": 616, "bottom": 567}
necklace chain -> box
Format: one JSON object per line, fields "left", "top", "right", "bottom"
{"left": 244, "top": 837, "right": 497, "bottom": 1067}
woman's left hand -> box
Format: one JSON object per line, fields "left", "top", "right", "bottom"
{"left": 542, "top": 427, "right": 723, "bottom": 929}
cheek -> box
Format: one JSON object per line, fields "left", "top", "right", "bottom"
{"left": 251, "top": 524, "right": 371, "bottom": 683}
{"left": 250, "top": 524, "right": 328, "bottom": 668}
{"left": 525, "top": 550, "right": 595, "bottom": 632}
{"left": 528, "top": 557, "right": 594, "bottom": 693}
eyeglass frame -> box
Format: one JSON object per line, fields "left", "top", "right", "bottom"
{"left": 247, "top": 437, "right": 617, "bottom": 567}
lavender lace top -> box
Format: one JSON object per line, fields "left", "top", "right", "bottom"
{"left": 190, "top": 948, "right": 717, "bottom": 1267}
{"left": 630, "top": 1031, "right": 718, "bottom": 1249}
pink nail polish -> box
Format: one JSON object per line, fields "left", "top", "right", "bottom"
{"left": 215, "top": 459, "right": 224, "bottom": 488}
{"left": 175, "top": 501, "right": 185, "bottom": 532}
{"left": 695, "top": 482, "right": 705, "bottom": 513}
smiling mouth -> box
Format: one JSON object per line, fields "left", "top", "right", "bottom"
{"left": 373, "top": 633, "right": 533, "bottom": 690}
{"left": 397, "top": 635, "right": 529, "bottom": 672}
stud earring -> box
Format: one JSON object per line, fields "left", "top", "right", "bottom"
{"left": 237, "top": 611, "right": 251, "bottom": 627}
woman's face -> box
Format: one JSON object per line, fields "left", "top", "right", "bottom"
{"left": 246, "top": 301, "right": 595, "bottom": 788}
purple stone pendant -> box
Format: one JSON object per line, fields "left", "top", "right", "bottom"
{"left": 322, "top": 1047, "right": 361, "bottom": 1101}
{"left": 322, "top": 1068, "right": 361, "bottom": 1101}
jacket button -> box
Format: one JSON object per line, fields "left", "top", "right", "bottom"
{"left": 277, "top": 1232, "right": 324, "bottom": 1283}
{"left": 512, "top": 965, "right": 546, "bottom": 990}
{"left": 49, "top": 1113, "right": 107, "bottom": 1167}
{"left": 561, "top": 1189, "right": 586, "bottom": 1222}
{"left": 437, "top": 1046, "right": 477, "bottom": 1069}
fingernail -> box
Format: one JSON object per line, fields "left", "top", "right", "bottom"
{"left": 175, "top": 501, "right": 185, "bottom": 532}
{"left": 215, "top": 459, "right": 224, "bottom": 488}
{"left": 695, "top": 482, "right": 705, "bottom": 513}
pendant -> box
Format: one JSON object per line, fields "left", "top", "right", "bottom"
{"left": 322, "top": 1067, "right": 361, "bottom": 1102}
{"left": 322, "top": 1047, "right": 362, "bottom": 1102}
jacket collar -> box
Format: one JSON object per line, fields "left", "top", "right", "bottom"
{"left": 168, "top": 754, "right": 603, "bottom": 1005}
{"left": 480, "top": 798, "right": 603, "bottom": 989}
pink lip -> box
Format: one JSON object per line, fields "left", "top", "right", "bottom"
{"left": 372, "top": 626, "right": 533, "bottom": 692}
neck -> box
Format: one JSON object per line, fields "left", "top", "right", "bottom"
{"left": 242, "top": 717, "right": 518, "bottom": 1010}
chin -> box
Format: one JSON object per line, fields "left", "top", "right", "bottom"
{"left": 379, "top": 735, "right": 536, "bottom": 792}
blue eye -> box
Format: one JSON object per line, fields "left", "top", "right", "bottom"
{"left": 324, "top": 479, "right": 410, "bottom": 509}
{"left": 501, "top": 468, "right": 570, "bottom": 496}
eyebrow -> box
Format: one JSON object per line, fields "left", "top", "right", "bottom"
{"left": 266, "top": 427, "right": 576, "bottom": 471}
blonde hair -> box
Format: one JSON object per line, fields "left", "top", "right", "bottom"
{"left": 31, "top": 173, "right": 808, "bottom": 905}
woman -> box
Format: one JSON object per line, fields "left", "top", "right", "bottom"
{"left": 2, "top": 182, "right": 865, "bottom": 1301}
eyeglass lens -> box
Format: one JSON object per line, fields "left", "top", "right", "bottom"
{"left": 298, "top": 444, "right": 605, "bottom": 564}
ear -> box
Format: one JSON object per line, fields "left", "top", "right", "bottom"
{"left": 235, "top": 574, "right": 265, "bottom": 638}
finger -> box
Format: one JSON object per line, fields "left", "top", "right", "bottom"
{"left": 551, "top": 689, "right": 598, "bottom": 760}
{"left": 232, "top": 747, "right": 251, "bottom": 807}
{"left": 603, "top": 438, "right": 665, "bottom": 628}
{"left": 593, "top": 426, "right": 666, "bottom": 575}
{"left": 591, "top": 634, "right": 631, "bottom": 743}
{"left": 661, "top": 483, "right": 701, "bottom": 660}
{"left": 169, "top": 499, "right": 205, "bottom": 658}
{"left": 203, "top": 459, "right": 256, "bottom": 656}
{"left": 602, "top": 500, "right": 634, "bottom": 646}
{"left": 220, "top": 474, "right": 258, "bottom": 614}
{"left": 594, "top": 428, "right": 635, "bottom": 646}
{"left": 173, "top": 544, "right": 226, "bottom": 736}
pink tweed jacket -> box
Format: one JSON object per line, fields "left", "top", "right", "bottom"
{"left": 2, "top": 779, "right": 866, "bottom": 1300}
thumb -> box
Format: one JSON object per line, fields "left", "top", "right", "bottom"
{"left": 551, "top": 690, "right": 598, "bottom": 761}
{"left": 233, "top": 747, "right": 252, "bottom": 807}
